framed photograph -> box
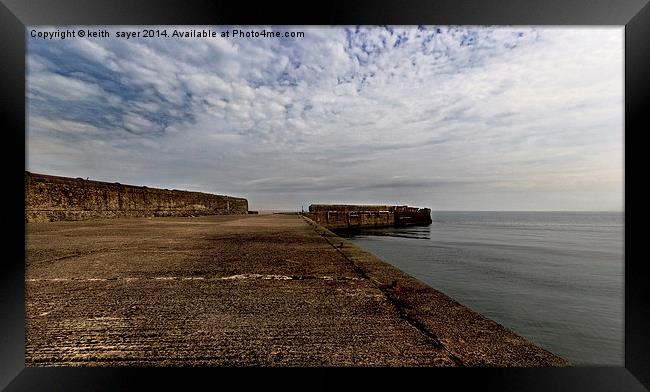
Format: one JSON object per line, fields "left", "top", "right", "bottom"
{"left": 1, "top": 0, "right": 648, "bottom": 390}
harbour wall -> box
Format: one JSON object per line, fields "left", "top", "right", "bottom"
{"left": 304, "top": 204, "right": 432, "bottom": 230}
{"left": 25, "top": 172, "right": 248, "bottom": 223}
{"left": 26, "top": 213, "right": 571, "bottom": 366}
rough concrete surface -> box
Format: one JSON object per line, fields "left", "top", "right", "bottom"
{"left": 26, "top": 214, "right": 570, "bottom": 367}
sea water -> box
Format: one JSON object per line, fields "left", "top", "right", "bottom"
{"left": 344, "top": 211, "right": 624, "bottom": 365}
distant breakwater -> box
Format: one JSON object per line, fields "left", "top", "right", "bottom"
{"left": 302, "top": 204, "right": 432, "bottom": 230}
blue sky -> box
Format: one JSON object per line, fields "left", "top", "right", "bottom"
{"left": 27, "top": 26, "right": 623, "bottom": 211}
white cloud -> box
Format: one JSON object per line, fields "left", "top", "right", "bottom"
{"left": 123, "top": 112, "right": 157, "bottom": 134}
{"left": 26, "top": 26, "right": 623, "bottom": 211}
{"left": 29, "top": 72, "right": 105, "bottom": 101}
{"left": 71, "top": 39, "right": 112, "bottom": 63}
{"left": 29, "top": 116, "right": 100, "bottom": 135}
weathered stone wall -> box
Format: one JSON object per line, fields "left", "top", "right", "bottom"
{"left": 25, "top": 172, "right": 248, "bottom": 223}
{"left": 309, "top": 204, "right": 392, "bottom": 213}
{"left": 305, "top": 204, "right": 432, "bottom": 230}
{"left": 304, "top": 210, "right": 395, "bottom": 230}
{"left": 393, "top": 206, "right": 434, "bottom": 226}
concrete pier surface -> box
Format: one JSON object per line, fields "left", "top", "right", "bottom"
{"left": 26, "top": 214, "right": 570, "bottom": 367}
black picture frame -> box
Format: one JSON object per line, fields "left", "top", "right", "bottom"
{"left": 1, "top": 0, "right": 648, "bottom": 390}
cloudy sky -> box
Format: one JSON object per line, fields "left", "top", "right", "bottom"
{"left": 27, "top": 26, "right": 623, "bottom": 211}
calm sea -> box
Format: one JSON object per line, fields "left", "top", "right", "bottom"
{"left": 343, "top": 211, "right": 624, "bottom": 366}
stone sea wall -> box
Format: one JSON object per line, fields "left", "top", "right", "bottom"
{"left": 304, "top": 204, "right": 432, "bottom": 230}
{"left": 25, "top": 172, "right": 248, "bottom": 223}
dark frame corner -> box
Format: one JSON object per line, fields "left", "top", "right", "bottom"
{"left": 1, "top": 0, "right": 648, "bottom": 390}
